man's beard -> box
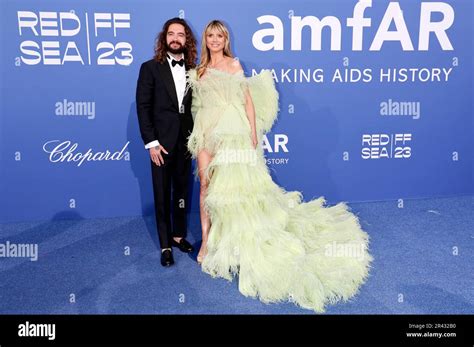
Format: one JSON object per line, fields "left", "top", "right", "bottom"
{"left": 166, "top": 41, "right": 185, "bottom": 54}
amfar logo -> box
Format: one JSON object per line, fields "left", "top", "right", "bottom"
{"left": 263, "top": 134, "right": 290, "bottom": 165}
{"left": 262, "top": 134, "right": 289, "bottom": 153}
{"left": 43, "top": 140, "right": 130, "bottom": 166}
{"left": 16, "top": 11, "right": 133, "bottom": 66}
{"left": 252, "top": 0, "right": 454, "bottom": 51}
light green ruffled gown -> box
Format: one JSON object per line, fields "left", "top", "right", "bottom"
{"left": 186, "top": 67, "right": 373, "bottom": 313}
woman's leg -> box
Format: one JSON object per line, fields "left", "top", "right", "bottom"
{"left": 197, "top": 149, "right": 213, "bottom": 263}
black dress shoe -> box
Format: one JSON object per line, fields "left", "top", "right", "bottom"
{"left": 171, "top": 238, "right": 194, "bottom": 253}
{"left": 161, "top": 249, "right": 174, "bottom": 267}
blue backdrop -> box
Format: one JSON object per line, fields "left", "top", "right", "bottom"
{"left": 1, "top": 0, "right": 472, "bottom": 223}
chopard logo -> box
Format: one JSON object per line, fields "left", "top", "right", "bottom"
{"left": 42, "top": 140, "right": 130, "bottom": 166}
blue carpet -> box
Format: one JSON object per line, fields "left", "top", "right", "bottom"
{"left": 0, "top": 196, "right": 472, "bottom": 314}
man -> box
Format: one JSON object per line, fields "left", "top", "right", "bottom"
{"left": 136, "top": 17, "right": 197, "bottom": 266}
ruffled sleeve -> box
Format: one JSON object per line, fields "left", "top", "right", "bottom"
{"left": 185, "top": 69, "right": 201, "bottom": 121}
{"left": 246, "top": 70, "right": 279, "bottom": 134}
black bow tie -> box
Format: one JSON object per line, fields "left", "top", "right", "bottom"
{"left": 171, "top": 58, "right": 184, "bottom": 67}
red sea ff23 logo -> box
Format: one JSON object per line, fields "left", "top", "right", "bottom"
{"left": 16, "top": 10, "right": 133, "bottom": 66}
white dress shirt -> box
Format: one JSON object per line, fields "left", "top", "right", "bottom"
{"left": 144, "top": 52, "right": 186, "bottom": 150}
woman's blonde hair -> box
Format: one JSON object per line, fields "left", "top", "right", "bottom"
{"left": 197, "top": 20, "right": 233, "bottom": 78}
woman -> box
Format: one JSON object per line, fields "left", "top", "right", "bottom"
{"left": 186, "top": 20, "right": 373, "bottom": 313}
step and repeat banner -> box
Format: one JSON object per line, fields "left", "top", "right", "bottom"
{"left": 1, "top": 0, "right": 472, "bottom": 222}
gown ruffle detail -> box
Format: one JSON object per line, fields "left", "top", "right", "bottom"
{"left": 185, "top": 67, "right": 373, "bottom": 313}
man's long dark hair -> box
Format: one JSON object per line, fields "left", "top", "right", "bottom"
{"left": 154, "top": 17, "right": 197, "bottom": 68}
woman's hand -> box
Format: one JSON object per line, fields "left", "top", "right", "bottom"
{"left": 251, "top": 131, "right": 258, "bottom": 149}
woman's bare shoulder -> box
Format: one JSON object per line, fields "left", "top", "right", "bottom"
{"left": 227, "top": 57, "right": 244, "bottom": 74}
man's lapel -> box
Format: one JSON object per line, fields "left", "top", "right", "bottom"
{"left": 157, "top": 60, "right": 179, "bottom": 110}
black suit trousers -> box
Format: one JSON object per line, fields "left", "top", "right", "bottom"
{"left": 150, "top": 130, "right": 191, "bottom": 249}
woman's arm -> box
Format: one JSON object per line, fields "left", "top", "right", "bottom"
{"left": 230, "top": 59, "right": 258, "bottom": 148}
{"left": 244, "top": 87, "right": 258, "bottom": 148}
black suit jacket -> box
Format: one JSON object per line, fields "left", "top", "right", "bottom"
{"left": 136, "top": 58, "right": 193, "bottom": 153}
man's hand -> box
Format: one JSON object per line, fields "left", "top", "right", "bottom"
{"left": 150, "top": 145, "right": 168, "bottom": 166}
